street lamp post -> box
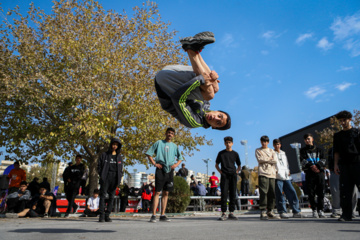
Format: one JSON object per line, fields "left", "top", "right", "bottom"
{"left": 290, "top": 142, "right": 302, "bottom": 182}
{"left": 202, "top": 158, "right": 211, "bottom": 179}
{"left": 240, "top": 140, "right": 249, "bottom": 168}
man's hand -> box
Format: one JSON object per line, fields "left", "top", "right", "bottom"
{"left": 171, "top": 164, "right": 177, "bottom": 170}
{"left": 67, "top": 179, "right": 71, "bottom": 183}
{"left": 310, "top": 165, "right": 320, "bottom": 173}
{"left": 155, "top": 163, "right": 162, "bottom": 169}
{"left": 209, "top": 71, "right": 219, "bottom": 82}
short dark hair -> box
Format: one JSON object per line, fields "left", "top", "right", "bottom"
{"left": 273, "top": 139, "right": 281, "bottom": 144}
{"left": 20, "top": 181, "right": 27, "bottom": 186}
{"left": 303, "top": 133, "right": 313, "bottom": 139}
{"left": 93, "top": 189, "right": 99, "bottom": 194}
{"left": 212, "top": 171, "right": 215, "bottom": 175}
{"left": 260, "top": 135, "right": 269, "bottom": 142}
{"left": 214, "top": 111, "right": 231, "bottom": 131}
{"left": 75, "top": 155, "right": 82, "bottom": 159}
{"left": 335, "top": 110, "right": 352, "bottom": 120}
{"left": 166, "top": 127, "right": 176, "bottom": 134}
{"left": 14, "top": 161, "right": 20, "bottom": 165}
{"left": 43, "top": 177, "right": 48, "bottom": 181}
{"left": 224, "top": 136, "right": 233, "bottom": 142}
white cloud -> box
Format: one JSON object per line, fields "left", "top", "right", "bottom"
{"left": 316, "top": 37, "right": 334, "bottom": 51}
{"left": 262, "top": 31, "right": 276, "bottom": 40}
{"left": 304, "top": 86, "right": 326, "bottom": 99}
{"left": 295, "top": 33, "right": 313, "bottom": 44}
{"left": 261, "top": 50, "right": 269, "bottom": 55}
{"left": 337, "top": 66, "right": 353, "bottom": 72}
{"left": 330, "top": 12, "right": 360, "bottom": 57}
{"left": 261, "top": 30, "right": 284, "bottom": 46}
{"left": 336, "top": 82, "right": 354, "bottom": 91}
{"left": 220, "top": 33, "right": 238, "bottom": 48}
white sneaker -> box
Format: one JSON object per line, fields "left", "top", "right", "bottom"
{"left": 318, "top": 210, "right": 327, "bottom": 218}
{"left": 312, "top": 210, "right": 319, "bottom": 218}
{"left": 293, "top": 212, "right": 305, "bottom": 218}
{"left": 280, "top": 213, "right": 289, "bottom": 219}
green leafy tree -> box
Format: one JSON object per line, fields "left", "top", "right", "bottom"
{"left": 0, "top": 0, "right": 211, "bottom": 195}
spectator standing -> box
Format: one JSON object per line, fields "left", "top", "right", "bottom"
{"left": 300, "top": 133, "right": 327, "bottom": 218}
{"left": 62, "top": 162, "right": 73, "bottom": 194}
{"left": 240, "top": 166, "right": 250, "bottom": 196}
{"left": 146, "top": 127, "right": 183, "bottom": 223}
{"left": 209, "top": 172, "right": 219, "bottom": 196}
{"left": 177, "top": 163, "right": 189, "bottom": 179}
{"left": 6, "top": 181, "right": 31, "bottom": 216}
{"left": 84, "top": 189, "right": 100, "bottom": 217}
{"left": 216, "top": 136, "right": 241, "bottom": 221}
{"left": 254, "top": 185, "right": 260, "bottom": 196}
{"left": 80, "top": 168, "right": 89, "bottom": 196}
{"left": 255, "top": 135, "right": 280, "bottom": 220}
{"left": 120, "top": 183, "right": 129, "bottom": 212}
{"left": 64, "top": 155, "right": 85, "bottom": 217}
{"left": 27, "top": 177, "right": 40, "bottom": 198}
{"left": 98, "top": 138, "right": 123, "bottom": 222}
{"left": 273, "top": 139, "right": 304, "bottom": 219}
{"left": 141, "top": 184, "right": 152, "bottom": 213}
{"left": 40, "top": 177, "right": 51, "bottom": 192}
{"left": 333, "top": 110, "right": 360, "bottom": 221}
{"left": 7, "top": 161, "right": 26, "bottom": 194}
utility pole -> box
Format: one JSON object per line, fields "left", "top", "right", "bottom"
{"left": 202, "top": 158, "right": 211, "bottom": 179}
{"left": 240, "top": 140, "right": 249, "bottom": 167}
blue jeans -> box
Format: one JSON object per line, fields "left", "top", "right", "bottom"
{"left": 275, "top": 179, "right": 301, "bottom": 214}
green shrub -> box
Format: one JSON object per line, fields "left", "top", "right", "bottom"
{"left": 166, "top": 176, "right": 191, "bottom": 213}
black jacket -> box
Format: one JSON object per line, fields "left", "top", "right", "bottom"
{"left": 98, "top": 138, "right": 123, "bottom": 184}
{"left": 300, "top": 145, "right": 326, "bottom": 173}
{"left": 68, "top": 163, "right": 85, "bottom": 184}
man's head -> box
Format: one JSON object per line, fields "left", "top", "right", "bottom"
{"left": 19, "top": 181, "right": 28, "bottom": 191}
{"left": 43, "top": 177, "right": 48, "bottom": 182}
{"left": 260, "top": 135, "right": 269, "bottom": 148}
{"left": 93, "top": 189, "right": 99, "bottom": 198}
{"left": 224, "top": 136, "right": 233, "bottom": 150}
{"left": 181, "top": 163, "right": 185, "bottom": 168}
{"left": 75, "top": 155, "right": 82, "bottom": 165}
{"left": 14, "top": 161, "right": 20, "bottom": 169}
{"left": 303, "top": 133, "right": 313, "bottom": 146}
{"left": 111, "top": 142, "right": 120, "bottom": 152}
{"left": 165, "top": 127, "right": 175, "bottom": 141}
{"left": 33, "top": 177, "right": 39, "bottom": 182}
{"left": 273, "top": 138, "right": 281, "bottom": 151}
{"left": 335, "top": 110, "right": 352, "bottom": 130}
{"left": 205, "top": 111, "right": 231, "bottom": 130}
{"left": 212, "top": 171, "right": 216, "bottom": 176}
{"left": 39, "top": 187, "right": 47, "bottom": 195}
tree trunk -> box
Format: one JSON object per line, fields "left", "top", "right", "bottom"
{"left": 88, "top": 156, "right": 99, "bottom": 195}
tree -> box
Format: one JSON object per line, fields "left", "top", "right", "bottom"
{"left": 316, "top": 109, "right": 360, "bottom": 154}
{"left": 0, "top": 0, "right": 211, "bottom": 195}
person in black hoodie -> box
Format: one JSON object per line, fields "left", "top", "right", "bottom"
{"left": 40, "top": 177, "right": 51, "bottom": 192}
{"left": 27, "top": 177, "right": 40, "bottom": 198}
{"left": 63, "top": 162, "right": 73, "bottom": 194}
{"left": 98, "top": 138, "right": 123, "bottom": 222}
{"left": 300, "top": 133, "right": 327, "bottom": 218}
{"left": 64, "top": 155, "right": 85, "bottom": 217}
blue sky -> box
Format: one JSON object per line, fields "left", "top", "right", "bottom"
{"left": 2, "top": 0, "right": 360, "bottom": 176}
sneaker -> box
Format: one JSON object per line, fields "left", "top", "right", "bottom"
{"left": 330, "top": 213, "right": 340, "bottom": 218}
{"left": 149, "top": 215, "right": 157, "bottom": 223}
{"left": 318, "top": 210, "right": 327, "bottom": 218}
{"left": 159, "top": 215, "right": 171, "bottom": 222}
{"left": 260, "top": 211, "right": 268, "bottom": 220}
{"left": 228, "top": 213, "right": 238, "bottom": 220}
{"left": 180, "top": 31, "right": 215, "bottom": 52}
{"left": 293, "top": 212, "right": 305, "bottom": 218}
{"left": 105, "top": 216, "right": 112, "bottom": 222}
{"left": 279, "top": 213, "right": 289, "bottom": 219}
{"left": 43, "top": 213, "right": 49, "bottom": 218}
{"left": 338, "top": 217, "right": 352, "bottom": 222}
{"left": 99, "top": 214, "right": 105, "bottom": 222}
{"left": 218, "top": 213, "right": 227, "bottom": 221}
{"left": 312, "top": 210, "right": 319, "bottom": 218}
{"left": 267, "top": 211, "right": 280, "bottom": 220}
{"left": 6, "top": 213, "right": 18, "bottom": 218}
{"left": 64, "top": 213, "right": 70, "bottom": 218}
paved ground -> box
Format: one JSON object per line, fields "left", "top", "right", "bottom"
{"left": 0, "top": 212, "right": 359, "bottom": 240}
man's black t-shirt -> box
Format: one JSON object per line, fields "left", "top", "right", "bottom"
{"left": 109, "top": 155, "right": 118, "bottom": 172}
{"left": 334, "top": 128, "right": 360, "bottom": 164}
{"left": 32, "top": 191, "right": 54, "bottom": 214}
{"left": 216, "top": 150, "right": 241, "bottom": 175}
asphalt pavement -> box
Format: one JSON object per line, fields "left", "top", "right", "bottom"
{"left": 0, "top": 212, "right": 359, "bottom": 240}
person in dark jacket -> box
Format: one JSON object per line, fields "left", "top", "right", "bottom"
{"left": 27, "top": 177, "right": 40, "bottom": 198}
{"left": 300, "top": 133, "right": 326, "bottom": 218}
{"left": 155, "top": 31, "right": 231, "bottom": 130}
{"left": 62, "top": 162, "right": 73, "bottom": 194}
{"left": 64, "top": 155, "right": 85, "bottom": 217}
{"left": 40, "top": 177, "right": 51, "bottom": 192}
{"left": 120, "top": 183, "right": 129, "bottom": 212}
{"left": 176, "top": 163, "right": 189, "bottom": 179}
{"left": 98, "top": 138, "right": 123, "bottom": 222}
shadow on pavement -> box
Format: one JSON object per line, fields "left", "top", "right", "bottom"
{"left": 8, "top": 228, "right": 116, "bottom": 234}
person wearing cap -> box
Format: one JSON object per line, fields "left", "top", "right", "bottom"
{"left": 98, "top": 138, "right": 123, "bottom": 222}
{"left": 154, "top": 31, "right": 231, "bottom": 130}
{"left": 7, "top": 161, "right": 26, "bottom": 194}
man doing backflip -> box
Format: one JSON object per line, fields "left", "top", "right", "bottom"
{"left": 154, "top": 32, "right": 231, "bottom": 130}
